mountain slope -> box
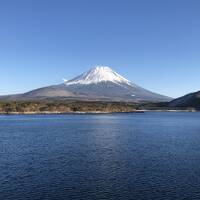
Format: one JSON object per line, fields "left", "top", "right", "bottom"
{"left": 65, "top": 66, "right": 132, "bottom": 86}
{"left": 169, "top": 91, "right": 200, "bottom": 109}
{"left": 0, "top": 66, "right": 172, "bottom": 102}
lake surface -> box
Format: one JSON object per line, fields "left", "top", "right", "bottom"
{"left": 1, "top": 112, "right": 200, "bottom": 200}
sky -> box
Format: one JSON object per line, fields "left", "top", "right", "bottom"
{"left": 0, "top": 0, "right": 200, "bottom": 98}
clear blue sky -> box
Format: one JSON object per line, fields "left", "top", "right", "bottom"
{"left": 0, "top": 0, "right": 200, "bottom": 98}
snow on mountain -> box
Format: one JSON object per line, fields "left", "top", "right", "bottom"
{"left": 64, "top": 66, "right": 132, "bottom": 86}
{"left": 0, "top": 65, "right": 172, "bottom": 102}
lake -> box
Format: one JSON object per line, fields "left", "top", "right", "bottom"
{"left": 1, "top": 112, "right": 200, "bottom": 200}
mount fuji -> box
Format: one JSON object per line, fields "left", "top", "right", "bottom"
{"left": 1, "top": 66, "right": 172, "bottom": 102}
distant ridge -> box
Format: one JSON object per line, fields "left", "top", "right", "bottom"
{"left": 169, "top": 91, "right": 200, "bottom": 109}
{"left": 0, "top": 66, "right": 172, "bottom": 102}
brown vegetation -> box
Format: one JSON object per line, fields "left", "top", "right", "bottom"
{"left": 0, "top": 101, "right": 142, "bottom": 114}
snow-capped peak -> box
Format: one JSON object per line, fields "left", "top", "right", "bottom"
{"left": 64, "top": 65, "right": 132, "bottom": 86}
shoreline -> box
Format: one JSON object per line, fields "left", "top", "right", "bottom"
{"left": 0, "top": 110, "right": 144, "bottom": 115}
{"left": 0, "top": 110, "right": 198, "bottom": 115}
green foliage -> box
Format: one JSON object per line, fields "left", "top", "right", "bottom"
{"left": 0, "top": 100, "right": 178, "bottom": 114}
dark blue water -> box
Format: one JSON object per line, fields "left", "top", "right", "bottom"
{"left": 1, "top": 112, "right": 200, "bottom": 200}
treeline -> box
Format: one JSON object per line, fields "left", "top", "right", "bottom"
{"left": 0, "top": 101, "right": 145, "bottom": 113}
